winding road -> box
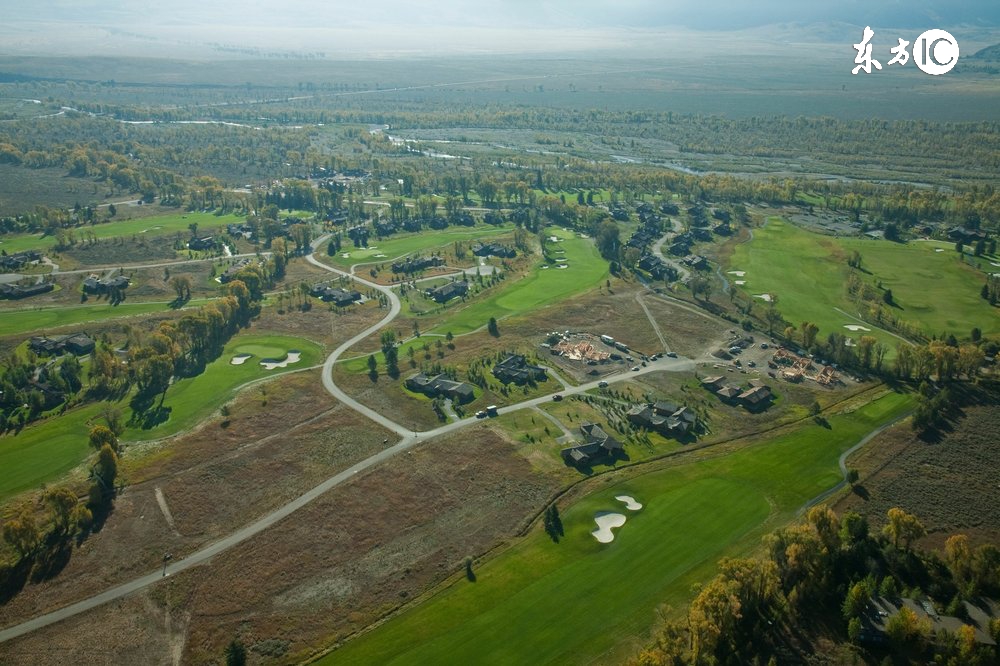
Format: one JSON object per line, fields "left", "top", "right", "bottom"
{"left": 0, "top": 232, "right": 900, "bottom": 645}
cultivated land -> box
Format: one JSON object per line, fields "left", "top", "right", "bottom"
{"left": 324, "top": 390, "right": 913, "bottom": 665}
{"left": 730, "top": 217, "right": 1000, "bottom": 346}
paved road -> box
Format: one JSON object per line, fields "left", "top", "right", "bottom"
{"left": 0, "top": 232, "right": 900, "bottom": 645}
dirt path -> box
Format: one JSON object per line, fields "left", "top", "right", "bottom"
{"left": 154, "top": 487, "right": 180, "bottom": 537}
{"left": 635, "top": 292, "right": 669, "bottom": 352}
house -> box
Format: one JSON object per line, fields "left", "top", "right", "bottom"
{"left": 63, "top": 333, "right": 96, "bottom": 355}
{"left": 628, "top": 401, "right": 696, "bottom": 437}
{"left": 187, "top": 236, "right": 216, "bottom": 251}
{"left": 310, "top": 285, "right": 362, "bottom": 306}
{"left": 0, "top": 282, "right": 54, "bottom": 300}
{"left": 701, "top": 376, "right": 725, "bottom": 390}
{"left": 404, "top": 373, "right": 475, "bottom": 404}
{"left": 220, "top": 259, "right": 253, "bottom": 283}
{"left": 492, "top": 355, "right": 547, "bottom": 385}
{"left": 682, "top": 254, "right": 709, "bottom": 270}
{"left": 427, "top": 280, "right": 468, "bottom": 303}
{"left": 716, "top": 386, "right": 742, "bottom": 402}
{"left": 391, "top": 256, "right": 443, "bottom": 274}
{"left": 738, "top": 385, "right": 773, "bottom": 410}
{"left": 472, "top": 243, "right": 516, "bottom": 258}
{"left": 82, "top": 275, "right": 130, "bottom": 294}
{"left": 560, "top": 422, "right": 623, "bottom": 466}
{"left": 27, "top": 332, "right": 95, "bottom": 356}
{"left": 0, "top": 250, "right": 43, "bottom": 272}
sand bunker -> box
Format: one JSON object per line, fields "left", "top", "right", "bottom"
{"left": 935, "top": 248, "right": 944, "bottom": 253}
{"left": 992, "top": 262, "right": 1000, "bottom": 267}
{"left": 727, "top": 270, "right": 746, "bottom": 277}
{"left": 341, "top": 253, "right": 350, "bottom": 258}
{"left": 592, "top": 512, "right": 627, "bottom": 543}
{"left": 735, "top": 280, "right": 746, "bottom": 286}
{"left": 844, "top": 324, "right": 871, "bottom": 332}
{"left": 230, "top": 353, "right": 253, "bottom": 365}
{"left": 557, "top": 264, "right": 569, "bottom": 269}
{"left": 260, "top": 350, "right": 302, "bottom": 370}
{"left": 374, "top": 253, "right": 387, "bottom": 258}
{"left": 540, "top": 265, "right": 549, "bottom": 269}
{"left": 615, "top": 495, "right": 643, "bottom": 511}
{"left": 753, "top": 293, "right": 773, "bottom": 302}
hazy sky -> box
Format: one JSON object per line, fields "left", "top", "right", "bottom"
{"left": 8, "top": 0, "right": 1000, "bottom": 30}
{"left": 2, "top": 0, "right": 998, "bottom": 58}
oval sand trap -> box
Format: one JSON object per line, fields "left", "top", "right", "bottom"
{"left": 615, "top": 495, "right": 643, "bottom": 511}
{"left": 753, "top": 293, "right": 773, "bottom": 302}
{"left": 843, "top": 324, "right": 871, "bottom": 332}
{"left": 727, "top": 270, "right": 746, "bottom": 277}
{"left": 230, "top": 353, "right": 253, "bottom": 365}
{"left": 592, "top": 511, "right": 627, "bottom": 543}
{"left": 260, "top": 350, "right": 302, "bottom": 370}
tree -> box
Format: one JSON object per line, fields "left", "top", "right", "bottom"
{"left": 1, "top": 509, "right": 41, "bottom": 558}
{"left": 883, "top": 507, "right": 926, "bottom": 550}
{"left": 93, "top": 443, "right": 119, "bottom": 491}
{"left": 88, "top": 425, "right": 118, "bottom": 452}
{"left": 885, "top": 606, "right": 930, "bottom": 650}
{"left": 689, "top": 276, "right": 712, "bottom": 302}
{"left": 224, "top": 639, "right": 247, "bottom": 666}
{"left": 882, "top": 288, "right": 894, "bottom": 305}
{"left": 801, "top": 321, "right": 819, "bottom": 349}
{"left": 487, "top": 317, "right": 499, "bottom": 337}
{"left": 44, "top": 486, "right": 78, "bottom": 535}
{"left": 169, "top": 275, "right": 192, "bottom": 302}
{"left": 595, "top": 220, "right": 620, "bottom": 260}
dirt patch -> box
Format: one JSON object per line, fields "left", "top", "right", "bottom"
{"left": 635, "top": 296, "right": 730, "bottom": 360}
{"left": 834, "top": 402, "right": 1000, "bottom": 549}
{"left": 254, "top": 300, "right": 385, "bottom": 352}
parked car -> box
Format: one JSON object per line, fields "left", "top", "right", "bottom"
{"left": 598, "top": 380, "right": 609, "bottom": 388}
{"left": 666, "top": 351, "right": 678, "bottom": 358}
{"left": 553, "top": 394, "right": 563, "bottom": 401}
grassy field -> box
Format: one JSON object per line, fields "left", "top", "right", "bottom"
{"left": 321, "top": 390, "right": 913, "bottom": 665}
{"left": 0, "top": 299, "right": 212, "bottom": 338}
{"left": 324, "top": 224, "right": 514, "bottom": 268}
{"left": 423, "top": 226, "right": 607, "bottom": 336}
{"left": 730, "top": 218, "right": 999, "bottom": 347}
{"left": 0, "top": 334, "right": 322, "bottom": 501}
{"left": 0, "top": 210, "right": 245, "bottom": 255}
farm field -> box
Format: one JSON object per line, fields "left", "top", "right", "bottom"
{"left": 324, "top": 224, "right": 514, "bottom": 269}
{"left": 730, "top": 218, "right": 999, "bottom": 348}
{"left": 0, "top": 210, "right": 246, "bottom": 255}
{"left": 0, "top": 333, "right": 322, "bottom": 500}
{"left": 322, "top": 390, "right": 913, "bottom": 665}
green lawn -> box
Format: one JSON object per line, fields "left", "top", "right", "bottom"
{"left": 731, "top": 218, "right": 999, "bottom": 348}
{"left": 424, "top": 226, "right": 607, "bottom": 336}
{"left": 0, "top": 299, "right": 211, "bottom": 338}
{"left": 321, "top": 391, "right": 913, "bottom": 665}
{"left": 0, "top": 211, "right": 245, "bottom": 255}
{"left": 324, "top": 224, "right": 514, "bottom": 269}
{"left": 340, "top": 227, "right": 606, "bottom": 374}
{"left": 0, "top": 334, "right": 322, "bottom": 500}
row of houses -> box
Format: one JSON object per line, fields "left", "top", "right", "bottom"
{"left": 309, "top": 284, "right": 362, "bottom": 306}
{"left": 701, "top": 376, "right": 773, "bottom": 411}
{"left": 404, "top": 372, "right": 475, "bottom": 404}
{"left": 627, "top": 401, "right": 698, "bottom": 437}
{"left": 0, "top": 250, "right": 43, "bottom": 272}
{"left": 28, "top": 332, "right": 96, "bottom": 356}
{"left": 391, "top": 256, "right": 443, "bottom": 274}
{"left": 638, "top": 254, "right": 672, "bottom": 280}
{"left": 0, "top": 282, "right": 53, "bottom": 300}
{"left": 560, "top": 422, "right": 623, "bottom": 466}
